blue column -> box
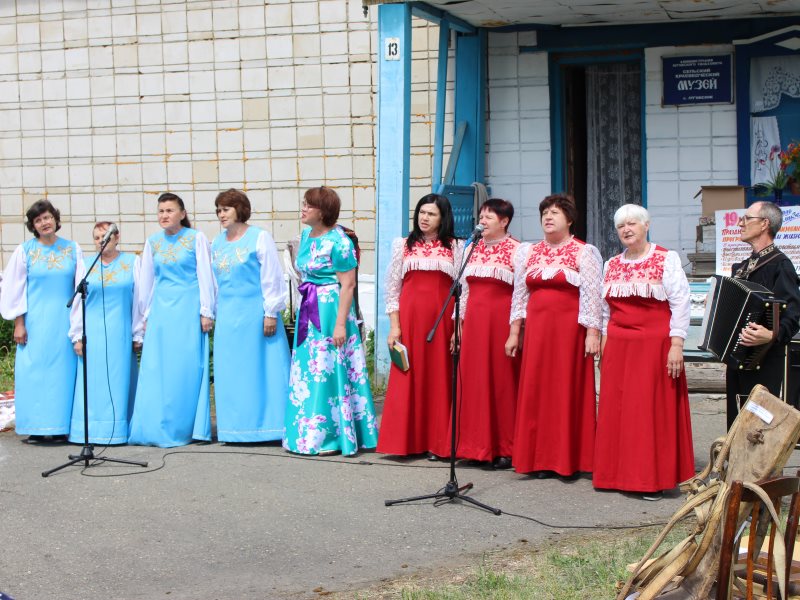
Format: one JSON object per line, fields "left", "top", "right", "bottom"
{"left": 453, "top": 29, "right": 487, "bottom": 185}
{"left": 432, "top": 20, "right": 450, "bottom": 191}
{"left": 375, "top": 3, "right": 411, "bottom": 382}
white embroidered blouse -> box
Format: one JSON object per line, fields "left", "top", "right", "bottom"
{"left": 509, "top": 236, "right": 603, "bottom": 330}
{"left": 601, "top": 244, "right": 691, "bottom": 339}
{"left": 384, "top": 236, "right": 464, "bottom": 314}
{"left": 460, "top": 235, "right": 522, "bottom": 316}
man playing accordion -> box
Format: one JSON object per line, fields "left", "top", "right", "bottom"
{"left": 726, "top": 201, "right": 800, "bottom": 428}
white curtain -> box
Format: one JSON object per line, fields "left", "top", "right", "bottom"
{"left": 750, "top": 55, "right": 800, "bottom": 113}
{"left": 585, "top": 62, "right": 642, "bottom": 261}
{"left": 750, "top": 116, "right": 781, "bottom": 185}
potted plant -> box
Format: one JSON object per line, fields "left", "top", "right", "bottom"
{"left": 780, "top": 142, "right": 800, "bottom": 195}
{"left": 755, "top": 145, "right": 789, "bottom": 200}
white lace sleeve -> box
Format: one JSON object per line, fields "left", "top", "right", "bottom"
{"left": 663, "top": 250, "right": 690, "bottom": 339}
{"left": 456, "top": 239, "right": 472, "bottom": 319}
{"left": 601, "top": 259, "right": 611, "bottom": 335}
{"left": 384, "top": 237, "right": 405, "bottom": 314}
{"left": 509, "top": 242, "right": 530, "bottom": 323}
{"left": 68, "top": 248, "right": 87, "bottom": 343}
{"left": 0, "top": 244, "right": 28, "bottom": 320}
{"left": 137, "top": 240, "right": 155, "bottom": 321}
{"left": 195, "top": 231, "right": 216, "bottom": 319}
{"left": 256, "top": 230, "right": 287, "bottom": 317}
{"left": 132, "top": 254, "right": 145, "bottom": 343}
{"left": 578, "top": 244, "right": 603, "bottom": 330}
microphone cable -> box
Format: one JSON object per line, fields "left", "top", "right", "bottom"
{"left": 72, "top": 446, "right": 671, "bottom": 531}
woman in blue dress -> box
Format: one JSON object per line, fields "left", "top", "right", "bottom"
{"left": 211, "top": 189, "right": 290, "bottom": 442}
{"left": 283, "top": 186, "right": 378, "bottom": 456}
{"left": 128, "top": 193, "right": 215, "bottom": 447}
{"left": 68, "top": 222, "right": 142, "bottom": 444}
{"left": 0, "top": 200, "right": 83, "bottom": 441}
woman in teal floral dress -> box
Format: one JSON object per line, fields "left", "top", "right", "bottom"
{"left": 283, "top": 187, "right": 378, "bottom": 456}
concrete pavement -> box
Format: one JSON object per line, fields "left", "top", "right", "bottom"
{"left": 0, "top": 392, "right": 783, "bottom": 600}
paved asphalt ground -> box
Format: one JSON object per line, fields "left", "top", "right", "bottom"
{"left": 0, "top": 391, "right": 794, "bottom": 600}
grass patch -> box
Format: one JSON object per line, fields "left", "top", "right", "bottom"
{"left": 0, "top": 345, "right": 13, "bottom": 392}
{"left": 335, "top": 523, "right": 693, "bottom": 600}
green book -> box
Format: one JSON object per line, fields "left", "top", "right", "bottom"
{"left": 389, "top": 341, "right": 410, "bottom": 372}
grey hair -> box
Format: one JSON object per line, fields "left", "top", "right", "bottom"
{"left": 613, "top": 204, "right": 650, "bottom": 227}
{"left": 755, "top": 201, "right": 783, "bottom": 238}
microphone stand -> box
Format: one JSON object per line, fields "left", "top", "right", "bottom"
{"left": 42, "top": 233, "right": 148, "bottom": 477}
{"left": 385, "top": 230, "right": 501, "bottom": 515}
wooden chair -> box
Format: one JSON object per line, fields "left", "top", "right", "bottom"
{"left": 716, "top": 473, "right": 800, "bottom": 599}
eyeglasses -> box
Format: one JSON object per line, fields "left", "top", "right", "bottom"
{"left": 738, "top": 214, "right": 766, "bottom": 224}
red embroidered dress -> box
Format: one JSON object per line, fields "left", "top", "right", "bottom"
{"left": 455, "top": 236, "right": 522, "bottom": 462}
{"left": 510, "top": 237, "right": 603, "bottom": 475}
{"left": 377, "top": 237, "right": 462, "bottom": 457}
{"left": 593, "top": 244, "right": 695, "bottom": 493}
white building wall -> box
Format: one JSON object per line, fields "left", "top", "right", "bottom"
{"left": 644, "top": 45, "right": 738, "bottom": 264}
{"left": 484, "top": 35, "right": 740, "bottom": 265}
{"left": 486, "top": 31, "right": 549, "bottom": 242}
{"left": 0, "top": 0, "right": 383, "bottom": 274}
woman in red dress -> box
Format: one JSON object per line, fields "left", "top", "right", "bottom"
{"left": 378, "top": 194, "right": 461, "bottom": 459}
{"left": 511, "top": 194, "right": 603, "bottom": 478}
{"left": 594, "top": 204, "right": 694, "bottom": 500}
{"left": 455, "top": 199, "right": 522, "bottom": 469}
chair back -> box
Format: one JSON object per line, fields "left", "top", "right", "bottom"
{"left": 716, "top": 472, "right": 800, "bottom": 600}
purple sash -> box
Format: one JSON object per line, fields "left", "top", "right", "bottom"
{"left": 296, "top": 281, "right": 322, "bottom": 346}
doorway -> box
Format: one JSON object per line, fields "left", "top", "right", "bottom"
{"left": 555, "top": 55, "right": 644, "bottom": 260}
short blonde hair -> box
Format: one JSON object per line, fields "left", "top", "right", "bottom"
{"left": 613, "top": 204, "right": 650, "bottom": 227}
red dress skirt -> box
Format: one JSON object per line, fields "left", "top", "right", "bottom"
{"left": 512, "top": 272, "right": 596, "bottom": 475}
{"left": 593, "top": 296, "right": 695, "bottom": 492}
{"left": 455, "top": 277, "right": 520, "bottom": 462}
{"left": 377, "top": 270, "right": 454, "bottom": 457}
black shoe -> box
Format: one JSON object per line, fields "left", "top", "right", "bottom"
{"left": 492, "top": 456, "right": 512, "bottom": 470}
{"left": 426, "top": 452, "right": 439, "bottom": 461}
{"left": 534, "top": 470, "right": 555, "bottom": 479}
{"left": 642, "top": 491, "right": 663, "bottom": 501}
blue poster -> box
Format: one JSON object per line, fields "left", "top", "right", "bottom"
{"left": 662, "top": 55, "right": 733, "bottom": 105}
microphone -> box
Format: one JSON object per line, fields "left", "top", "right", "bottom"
{"left": 101, "top": 223, "right": 119, "bottom": 245}
{"left": 464, "top": 224, "right": 485, "bottom": 246}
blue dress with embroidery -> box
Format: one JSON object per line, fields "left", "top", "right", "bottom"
{"left": 128, "top": 228, "right": 212, "bottom": 447}
{"left": 282, "top": 226, "right": 378, "bottom": 455}
{"left": 211, "top": 226, "right": 289, "bottom": 442}
{"left": 70, "top": 252, "right": 138, "bottom": 444}
{"left": 9, "top": 237, "right": 79, "bottom": 435}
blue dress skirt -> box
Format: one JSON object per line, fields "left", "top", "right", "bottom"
{"left": 128, "top": 228, "right": 211, "bottom": 447}
{"left": 10, "top": 238, "right": 78, "bottom": 435}
{"left": 211, "top": 226, "right": 289, "bottom": 442}
{"left": 70, "top": 253, "right": 138, "bottom": 444}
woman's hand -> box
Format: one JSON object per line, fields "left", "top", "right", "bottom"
{"left": 585, "top": 328, "right": 600, "bottom": 357}
{"left": 667, "top": 340, "right": 684, "bottom": 379}
{"left": 263, "top": 316, "right": 277, "bottom": 337}
{"left": 333, "top": 323, "right": 347, "bottom": 347}
{"left": 73, "top": 341, "right": 83, "bottom": 357}
{"left": 13, "top": 317, "right": 27, "bottom": 345}
{"left": 200, "top": 316, "right": 214, "bottom": 333}
{"left": 504, "top": 332, "right": 520, "bottom": 357}
{"left": 387, "top": 326, "right": 401, "bottom": 348}
{"left": 133, "top": 341, "right": 143, "bottom": 352}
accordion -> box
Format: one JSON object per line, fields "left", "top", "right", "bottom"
{"left": 698, "top": 275, "right": 784, "bottom": 370}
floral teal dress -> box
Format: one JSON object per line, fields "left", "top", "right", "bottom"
{"left": 283, "top": 226, "right": 378, "bottom": 455}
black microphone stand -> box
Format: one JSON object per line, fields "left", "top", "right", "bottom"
{"left": 42, "top": 233, "right": 148, "bottom": 477}
{"left": 385, "top": 229, "right": 501, "bottom": 515}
